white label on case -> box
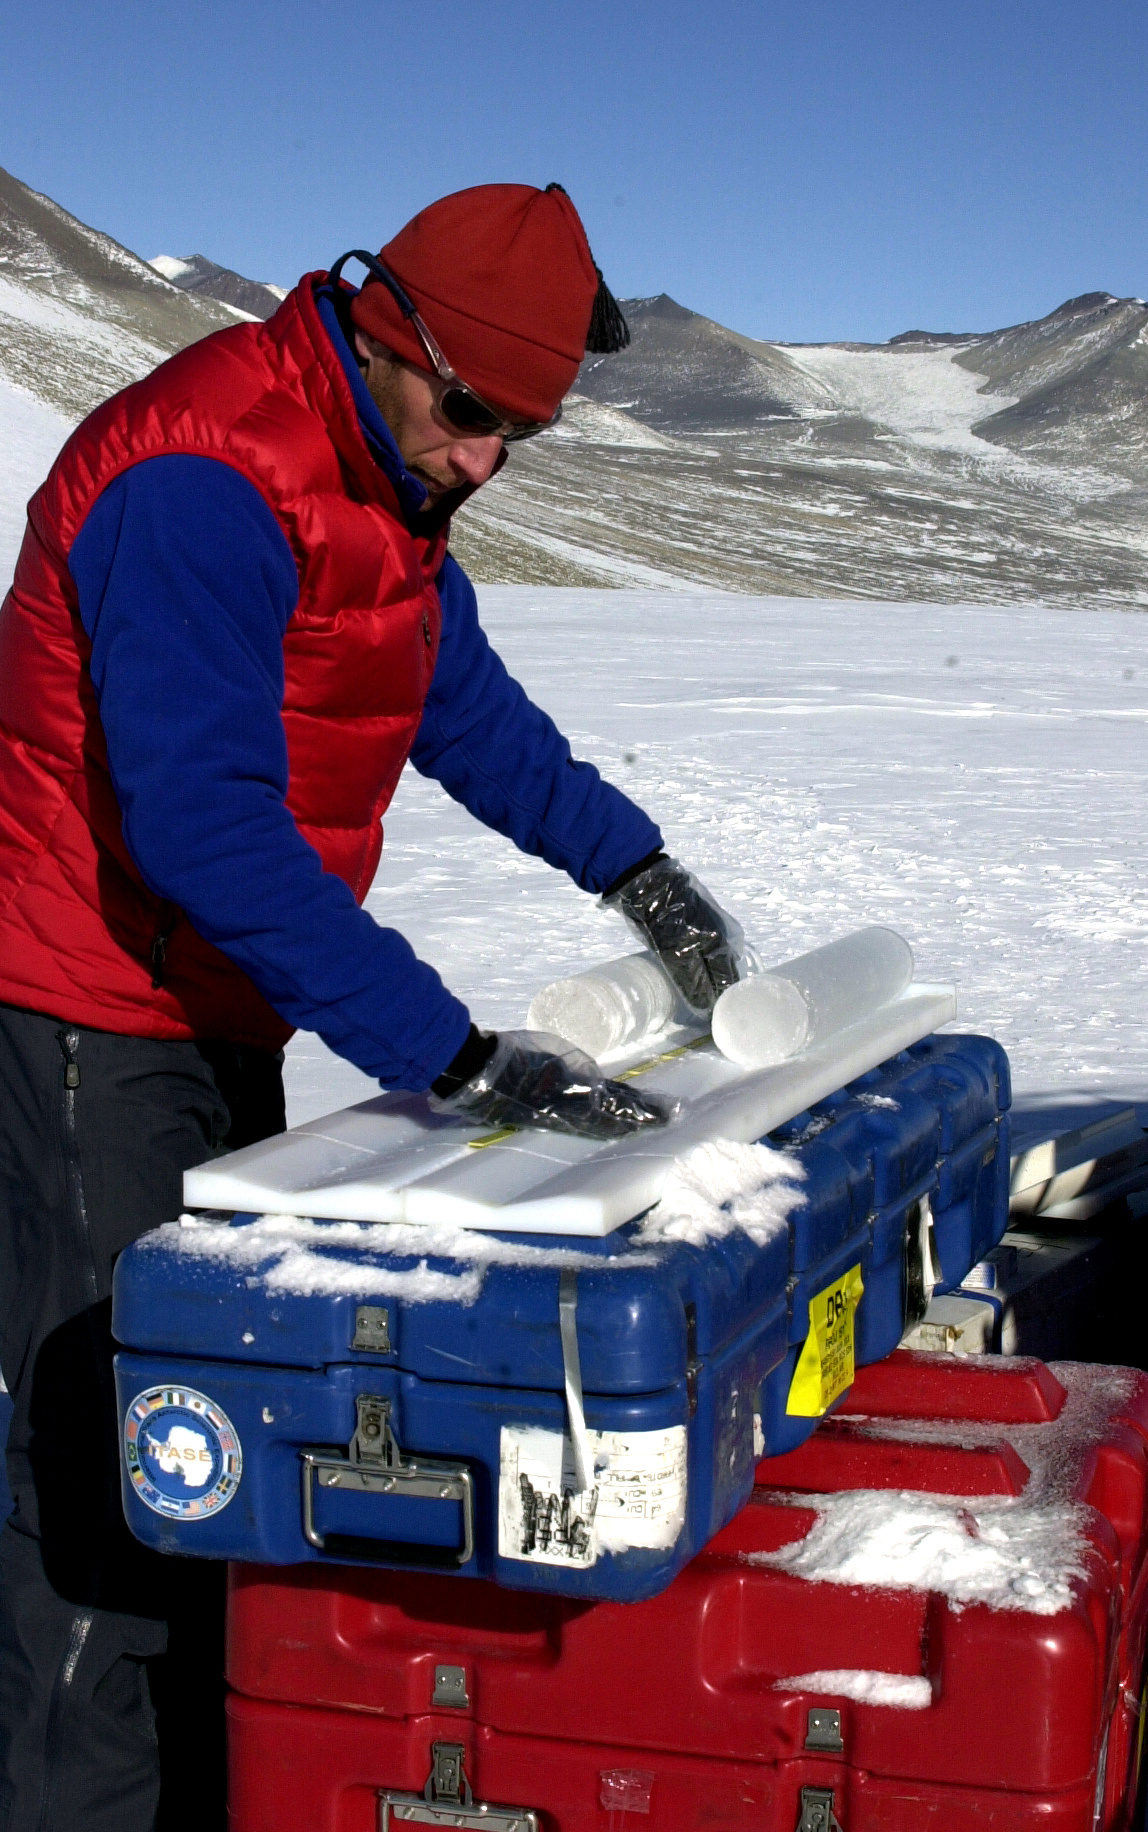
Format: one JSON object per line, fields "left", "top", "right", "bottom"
{"left": 498, "top": 1423, "right": 687, "bottom": 1568}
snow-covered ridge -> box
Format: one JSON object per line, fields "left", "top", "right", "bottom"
{"left": 148, "top": 251, "right": 287, "bottom": 321}
{"left": 149, "top": 255, "right": 194, "bottom": 283}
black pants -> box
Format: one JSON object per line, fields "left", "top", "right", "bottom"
{"left": 0, "top": 1005, "right": 285, "bottom": 1832}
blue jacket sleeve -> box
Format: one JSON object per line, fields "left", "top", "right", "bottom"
{"left": 411, "top": 556, "right": 662, "bottom": 892}
{"left": 68, "top": 454, "right": 471, "bottom": 1091}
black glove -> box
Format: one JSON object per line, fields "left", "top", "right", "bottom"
{"left": 430, "top": 1029, "right": 675, "bottom": 1141}
{"left": 604, "top": 852, "right": 742, "bottom": 1017}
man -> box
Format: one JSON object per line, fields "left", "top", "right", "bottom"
{"left": 0, "top": 183, "right": 740, "bottom": 1828}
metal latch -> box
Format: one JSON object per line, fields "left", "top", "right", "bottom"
{"left": 805, "top": 1706, "right": 844, "bottom": 1752}
{"left": 684, "top": 1302, "right": 701, "bottom": 1418}
{"left": 300, "top": 1395, "right": 474, "bottom": 1568}
{"left": 379, "top": 1743, "right": 538, "bottom": 1831}
{"left": 795, "top": 1787, "right": 842, "bottom": 1832}
{"left": 352, "top": 1305, "right": 393, "bottom": 1353}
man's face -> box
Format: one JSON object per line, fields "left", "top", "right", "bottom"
{"left": 354, "top": 330, "right": 505, "bottom": 502}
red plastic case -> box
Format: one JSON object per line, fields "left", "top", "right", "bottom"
{"left": 226, "top": 1352, "right": 1148, "bottom": 1831}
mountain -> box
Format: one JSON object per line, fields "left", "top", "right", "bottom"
{"left": 448, "top": 290, "right": 1148, "bottom": 605}
{"left": 0, "top": 164, "right": 243, "bottom": 569}
{"left": 1, "top": 164, "right": 1145, "bottom": 607}
{"left": 573, "top": 292, "right": 835, "bottom": 431}
{"left": 0, "top": 164, "right": 239, "bottom": 423}
{"left": 149, "top": 253, "right": 286, "bottom": 322}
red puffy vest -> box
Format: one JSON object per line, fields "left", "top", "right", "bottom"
{"left": 0, "top": 277, "right": 445, "bottom": 1048}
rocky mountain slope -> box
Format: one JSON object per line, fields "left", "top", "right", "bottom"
{"left": 0, "top": 164, "right": 244, "bottom": 566}
{"left": 0, "top": 164, "right": 238, "bottom": 424}
{"left": 1, "top": 165, "right": 1144, "bottom": 606}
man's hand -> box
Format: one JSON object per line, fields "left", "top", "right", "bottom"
{"left": 604, "top": 853, "right": 742, "bottom": 1017}
{"left": 430, "top": 1030, "right": 675, "bottom": 1140}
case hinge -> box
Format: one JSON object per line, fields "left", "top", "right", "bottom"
{"left": 432, "top": 1665, "right": 469, "bottom": 1709}
{"left": 352, "top": 1305, "right": 393, "bottom": 1353}
{"left": 805, "top": 1706, "right": 844, "bottom": 1752}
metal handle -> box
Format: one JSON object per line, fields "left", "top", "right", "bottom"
{"left": 301, "top": 1395, "right": 474, "bottom": 1568}
{"left": 379, "top": 1796, "right": 536, "bottom": 1831}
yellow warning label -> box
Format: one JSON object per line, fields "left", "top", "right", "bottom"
{"left": 786, "top": 1264, "right": 864, "bottom": 1417}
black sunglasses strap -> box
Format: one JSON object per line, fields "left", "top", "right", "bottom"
{"left": 327, "top": 250, "right": 418, "bottom": 322}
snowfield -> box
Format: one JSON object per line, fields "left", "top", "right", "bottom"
{"left": 285, "top": 586, "right": 1148, "bottom": 1125}
{"left": 0, "top": 381, "right": 71, "bottom": 578}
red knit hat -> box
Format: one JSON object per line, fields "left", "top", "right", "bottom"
{"left": 348, "top": 183, "right": 626, "bottom": 424}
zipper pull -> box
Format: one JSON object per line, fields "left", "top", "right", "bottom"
{"left": 422, "top": 609, "right": 432, "bottom": 648}
{"left": 150, "top": 905, "right": 180, "bottom": 989}
{"left": 150, "top": 933, "right": 168, "bottom": 989}
{"left": 57, "top": 1031, "right": 80, "bottom": 1088}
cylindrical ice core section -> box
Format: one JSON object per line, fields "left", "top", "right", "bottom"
{"left": 527, "top": 953, "right": 681, "bottom": 1059}
{"left": 711, "top": 927, "right": 914, "bottom": 1070}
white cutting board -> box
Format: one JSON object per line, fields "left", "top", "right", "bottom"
{"left": 183, "top": 985, "right": 956, "bottom": 1237}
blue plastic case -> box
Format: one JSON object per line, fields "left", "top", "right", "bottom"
{"left": 114, "top": 1220, "right": 790, "bottom": 1602}
{"left": 112, "top": 1033, "right": 1009, "bottom": 1601}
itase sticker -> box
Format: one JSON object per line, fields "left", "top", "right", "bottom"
{"left": 124, "top": 1385, "right": 242, "bottom": 1519}
{"left": 499, "top": 1424, "right": 687, "bottom": 1568}
{"left": 786, "top": 1263, "right": 864, "bottom": 1417}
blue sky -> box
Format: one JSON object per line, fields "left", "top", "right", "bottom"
{"left": 3, "top": 0, "right": 1145, "bottom": 343}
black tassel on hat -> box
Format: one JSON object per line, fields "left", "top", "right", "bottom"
{"left": 547, "top": 182, "right": 631, "bottom": 354}
{"left": 585, "top": 270, "right": 630, "bottom": 353}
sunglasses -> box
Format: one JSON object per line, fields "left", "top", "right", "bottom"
{"left": 328, "top": 249, "right": 560, "bottom": 444}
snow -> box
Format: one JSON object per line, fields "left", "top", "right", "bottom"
{"left": 753, "top": 1364, "right": 1134, "bottom": 1615}
{"left": 553, "top": 396, "right": 677, "bottom": 450}
{"left": 773, "top": 340, "right": 1115, "bottom": 499}
{"left": 0, "top": 379, "right": 71, "bottom": 579}
{"left": 284, "top": 586, "right": 1148, "bottom": 1126}
{"left": 781, "top": 341, "right": 1016, "bottom": 460}
{"left": 774, "top": 1670, "right": 932, "bottom": 1709}
{"left": 155, "top": 1210, "right": 653, "bottom": 1300}
{"left": 148, "top": 255, "right": 194, "bottom": 283}
{"left": 755, "top": 1485, "right": 1086, "bottom": 1613}
{"left": 637, "top": 1139, "right": 804, "bottom": 1248}
{"left": 0, "top": 274, "right": 167, "bottom": 366}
